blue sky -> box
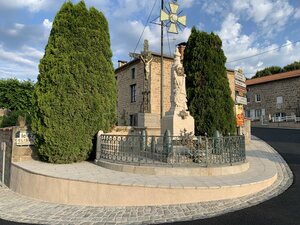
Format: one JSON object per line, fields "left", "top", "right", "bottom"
{"left": 0, "top": 0, "right": 299, "bottom": 80}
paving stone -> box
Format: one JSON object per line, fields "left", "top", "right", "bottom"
{"left": 0, "top": 138, "right": 293, "bottom": 225}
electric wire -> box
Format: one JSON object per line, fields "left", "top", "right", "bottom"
{"left": 227, "top": 39, "right": 300, "bottom": 64}
{"left": 133, "top": 0, "right": 159, "bottom": 54}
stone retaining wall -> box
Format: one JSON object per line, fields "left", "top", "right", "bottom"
{"left": 0, "top": 127, "right": 13, "bottom": 186}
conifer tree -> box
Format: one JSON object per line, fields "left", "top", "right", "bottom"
{"left": 183, "top": 27, "right": 235, "bottom": 136}
{"left": 32, "top": 1, "right": 116, "bottom": 163}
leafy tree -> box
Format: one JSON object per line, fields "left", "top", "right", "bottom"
{"left": 0, "top": 79, "right": 34, "bottom": 127}
{"left": 252, "top": 66, "right": 282, "bottom": 78}
{"left": 1, "top": 110, "right": 31, "bottom": 128}
{"left": 32, "top": 1, "right": 116, "bottom": 163}
{"left": 283, "top": 61, "right": 300, "bottom": 72}
{"left": 0, "top": 79, "right": 34, "bottom": 112}
{"left": 183, "top": 27, "right": 236, "bottom": 136}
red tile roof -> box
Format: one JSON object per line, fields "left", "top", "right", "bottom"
{"left": 246, "top": 69, "right": 300, "bottom": 86}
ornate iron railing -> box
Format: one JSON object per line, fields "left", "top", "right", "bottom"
{"left": 97, "top": 133, "right": 245, "bottom": 167}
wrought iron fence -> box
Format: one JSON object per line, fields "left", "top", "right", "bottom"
{"left": 97, "top": 132, "right": 245, "bottom": 167}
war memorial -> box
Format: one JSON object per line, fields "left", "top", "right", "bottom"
{"left": 0, "top": 1, "right": 293, "bottom": 224}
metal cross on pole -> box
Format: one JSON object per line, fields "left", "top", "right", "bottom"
{"left": 159, "top": 0, "right": 186, "bottom": 119}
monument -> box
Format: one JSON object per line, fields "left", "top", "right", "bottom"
{"left": 161, "top": 47, "right": 194, "bottom": 136}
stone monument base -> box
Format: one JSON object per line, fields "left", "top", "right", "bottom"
{"left": 161, "top": 110, "right": 194, "bottom": 136}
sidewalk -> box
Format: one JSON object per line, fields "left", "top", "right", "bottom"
{"left": 0, "top": 137, "right": 293, "bottom": 225}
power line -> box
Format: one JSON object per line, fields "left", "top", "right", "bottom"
{"left": 227, "top": 39, "right": 300, "bottom": 64}
{"left": 133, "top": 0, "right": 159, "bottom": 54}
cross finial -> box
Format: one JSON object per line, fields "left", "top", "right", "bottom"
{"left": 144, "top": 39, "right": 149, "bottom": 52}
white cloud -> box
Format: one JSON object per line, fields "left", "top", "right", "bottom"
{"left": 294, "top": 8, "right": 300, "bottom": 19}
{"left": 43, "top": 19, "right": 52, "bottom": 30}
{"left": 202, "top": 1, "right": 227, "bottom": 15}
{"left": 217, "top": 13, "right": 300, "bottom": 78}
{"left": 179, "top": 0, "right": 196, "bottom": 9}
{"left": 0, "top": 0, "right": 50, "bottom": 12}
{"left": 232, "top": 0, "right": 294, "bottom": 35}
{"left": 7, "top": 23, "right": 25, "bottom": 36}
{"left": 20, "top": 46, "right": 44, "bottom": 59}
{"left": 111, "top": 18, "right": 191, "bottom": 67}
{"left": 0, "top": 44, "right": 36, "bottom": 67}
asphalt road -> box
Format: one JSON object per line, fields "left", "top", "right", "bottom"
{"left": 1, "top": 127, "right": 299, "bottom": 225}
{"left": 167, "top": 127, "right": 300, "bottom": 225}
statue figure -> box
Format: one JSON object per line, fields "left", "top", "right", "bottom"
{"left": 140, "top": 39, "right": 153, "bottom": 113}
{"left": 172, "top": 47, "right": 188, "bottom": 111}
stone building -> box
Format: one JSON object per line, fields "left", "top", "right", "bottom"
{"left": 115, "top": 41, "right": 248, "bottom": 135}
{"left": 115, "top": 41, "right": 173, "bottom": 134}
{"left": 245, "top": 69, "right": 300, "bottom": 121}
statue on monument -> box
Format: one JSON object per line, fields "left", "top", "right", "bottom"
{"left": 140, "top": 40, "right": 153, "bottom": 113}
{"left": 161, "top": 46, "right": 195, "bottom": 136}
{"left": 172, "top": 48, "right": 188, "bottom": 112}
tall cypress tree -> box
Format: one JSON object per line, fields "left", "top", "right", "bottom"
{"left": 32, "top": 1, "right": 116, "bottom": 163}
{"left": 184, "top": 27, "right": 235, "bottom": 136}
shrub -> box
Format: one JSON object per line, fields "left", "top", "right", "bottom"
{"left": 31, "top": 1, "right": 116, "bottom": 163}
{"left": 183, "top": 27, "right": 236, "bottom": 136}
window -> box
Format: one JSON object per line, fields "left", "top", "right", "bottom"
{"left": 131, "top": 68, "right": 135, "bottom": 79}
{"left": 130, "top": 84, "right": 136, "bottom": 102}
{"left": 130, "top": 114, "right": 137, "bottom": 126}
{"left": 255, "top": 109, "right": 262, "bottom": 117}
{"left": 246, "top": 94, "right": 250, "bottom": 103}
{"left": 245, "top": 110, "right": 250, "bottom": 117}
{"left": 255, "top": 94, "right": 261, "bottom": 102}
{"left": 276, "top": 96, "right": 283, "bottom": 104}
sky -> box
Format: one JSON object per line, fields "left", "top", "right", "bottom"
{"left": 0, "top": 0, "right": 299, "bottom": 80}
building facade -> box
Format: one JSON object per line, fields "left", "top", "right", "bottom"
{"left": 115, "top": 49, "right": 173, "bottom": 129}
{"left": 245, "top": 69, "right": 300, "bottom": 122}
{"left": 115, "top": 41, "right": 248, "bottom": 135}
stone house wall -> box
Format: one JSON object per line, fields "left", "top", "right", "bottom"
{"left": 116, "top": 55, "right": 173, "bottom": 126}
{"left": 246, "top": 77, "right": 300, "bottom": 120}
{"left": 116, "top": 60, "right": 144, "bottom": 126}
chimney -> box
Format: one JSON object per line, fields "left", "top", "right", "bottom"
{"left": 177, "top": 42, "right": 186, "bottom": 61}
{"left": 118, "top": 60, "right": 127, "bottom": 68}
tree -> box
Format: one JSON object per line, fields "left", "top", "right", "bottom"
{"left": 0, "top": 79, "right": 34, "bottom": 112}
{"left": 31, "top": 1, "right": 116, "bottom": 163}
{"left": 0, "top": 79, "right": 34, "bottom": 127}
{"left": 283, "top": 61, "right": 300, "bottom": 72}
{"left": 183, "top": 27, "right": 236, "bottom": 136}
{"left": 252, "top": 66, "right": 282, "bottom": 78}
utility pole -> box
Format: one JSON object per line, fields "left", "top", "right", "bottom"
{"left": 160, "top": 0, "right": 164, "bottom": 119}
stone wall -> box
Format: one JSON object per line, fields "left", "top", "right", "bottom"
{"left": 0, "top": 127, "right": 13, "bottom": 187}
{"left": 117, "top": 60, "right": 144, "bottom": 126}
{"left": 116, "top": 55, "right": 173, "bottom": 126}
{"left": 241, "top": 119, "right": 251, "bottom": 144}
{"left": 246, "top": 77, "right": 300, "bottom": 118}
{"left": 0, "top": 108, "right": 9, "bottom": 117}
{"left": 0, "top": 126, "right": 34, "bottom": 186}
{"left": 149, "top": 56, "right": 173, "bottom": 115}
{"left": 251, "top": 121, "right": 300, "bottom": 129}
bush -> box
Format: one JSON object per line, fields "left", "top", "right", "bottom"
{"left": 1, "top": 111, "right": 31, "bottom": 128}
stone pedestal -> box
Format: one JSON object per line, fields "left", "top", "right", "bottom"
{"left": 137, "top": 113, "right": 161, "bottom": 135}
{"left": 138, "top": 113, "right": 160, "bottom": 128}
{"left": 161, "top": 110, "right": 194, "bottom": 136}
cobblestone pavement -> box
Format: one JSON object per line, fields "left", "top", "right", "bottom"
{"left": 0, "top": 137, "right": 293, "bottom": 225}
